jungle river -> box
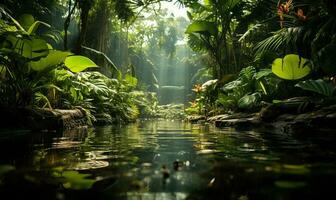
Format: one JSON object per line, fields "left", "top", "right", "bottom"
{"left": 0, "top": 120, "right": 336, "bottom": 199}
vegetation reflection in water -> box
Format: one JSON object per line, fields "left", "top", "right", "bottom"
{"left": 1, "top": 120, "right": 336, "bottom": 199}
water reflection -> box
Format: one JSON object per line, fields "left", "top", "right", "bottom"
{"left": 1, "top": 120, "right": 336, "bottom": 199}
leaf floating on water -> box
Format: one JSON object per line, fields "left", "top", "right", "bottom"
{"left": 275, "top": 180, "right": 307, "bottom": 189}
{"left": 252, "top": 155, "right": 280, "bottom": 161}
{"left": 61, "top": 171, "right": 96, "bottom": 190}
{"left": 283, "top": 164, "right": 310, "bottom": 175}
{"left": 197, "top": 149, "right": 218, "bottom": 154}
{"left": 271, "top": 164, "right": 310, "bottom": 175}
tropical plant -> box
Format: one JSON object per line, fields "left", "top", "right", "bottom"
{"left": 214, "top": 66, "right": 288, "bottom": 112}
{"left": 271, "top": 54, "right": 311, "bottom": 80}
{"left": 0, "top": 12, "right": 97, "bottom": 108}
{"left": 296, "top": 79, "right": 335, "bottom": 97}
{"left": 252, "top": 0, "right": 336, "bottom": 77}
{"left": 218, "top": 66, "right": 258, "bottom": 111}
{"left": 238, "top": 92, "right": 262, "bottom": 110}
{"left": 185, "top": 0, "right": 245, "bottom": 78}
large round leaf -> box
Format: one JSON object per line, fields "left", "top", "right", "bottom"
{"left": 64, "top": 56, "right": 98, "bottom": 73}
{"left": 272, "top": 54, "right": 311, "bottom": 80}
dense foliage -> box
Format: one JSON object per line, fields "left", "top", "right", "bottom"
{"left": 1, "top": 0, "right": 336, "bottom": 122}
{"left": 0, "top": 7, "right": 158, "bottom": 124}
{"left": 185, "top": 0, "right": 336, "bottom": 116}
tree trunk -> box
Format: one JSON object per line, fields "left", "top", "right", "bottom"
{"left": 74, "top": 0, "right": 94, "bottom": 54}
{"left": 64, "top": 0, "right": 77, "bottom": 50}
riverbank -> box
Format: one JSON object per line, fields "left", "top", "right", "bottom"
{"left": 187, "top": 98, "right": 336, "bottom": 135}
{"left": 0, "top": 107, "right": 89, "bottom": 132}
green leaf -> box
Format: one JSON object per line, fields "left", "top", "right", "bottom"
{"left": 295, "top": 79, "right": 334, "bottom": 97}
{"left": 254, "top": 69, "right": 272, "bottom": 80}
{"left": 30, "top": 38, "right": 50, "bottom": 58}
{"left": 272, "top": 54, "right": 311, "bottom": 80}
{"left": 17, "top": 14, "right": 35, "bottom": 31}
{"left": 222, "top": 80, "right": 243, "bottom": 92}
{"left": 5, "top": 35, "right": 49, "bottom": 59}
{"left": 28, "top": 21, "right": 51, "bottom": 35}
{"left": 260, "top": 81, "right": 267, "bottom": 95}
{"left": 125, "top": 73, "right": 138, "bottom": 87}
{"left": 46, "top": 43, "right": 53, "bottom": 50}
{"left": 186, "top": 21, "right": 217, "bottom": 36}
{"left": 239, "top": 66, "right": 256, "bottom": 81}
{"left": 29, "top": 50, "right": 71, "bottom": 71}
{"left": 64, "top": 56, "right": 98, "bottom": 73}
{"left": 203, "top": 0, "right": 213, "bottom": 6}
{"left": 34, "top": 92, "right": 52, "bottom": 109}
{"left": 0, "top": 65, "right": 6, "bottom": 78}
{"left": 238, "top": 92, "right": 261, "bottom": 110}
{"left": 61, "top": 171, "right": 95, "bottom": 190}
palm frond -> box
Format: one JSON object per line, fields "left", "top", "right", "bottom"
{"left": 239, "top": 23, "right": 263, "bottom": 42}
{"left": 187, "top": 33, "right": 208, "bottom": 52}
{"left": 34, "top": 92, "right": 52, "bottom": 109}
{"left": 254, "top": 28, "right": 294, "bottom": 55}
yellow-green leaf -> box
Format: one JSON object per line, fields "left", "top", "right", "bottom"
{"left": 64, "top": 56, "right": 98, "bottom": 73}
{"left": 272, "top": 54, "right": 311, "bottom": 80}
{"left": 29, "top": 50, "right": 71, "bottom": 71}
{"left": 125, "top": 73, "right": 138, "bottom": 87}
{"left": 61, "top": 171, "right": 96, "bottom": 190}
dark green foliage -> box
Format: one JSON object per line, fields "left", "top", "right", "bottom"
{"left": 238, "top": 92, "right": 262, "bottom": 110}
{"left": 251, "top": 0, "right": 336, "bottom": 77}
{"left": 56, "top": 71, "right": 145, "bottom": 123}
{"left": 295, "top": 79, "right": 335, "bottom": 97}
{"left": 0, "top": 12, "right": 97, "bottom": 109}
{"left": 0, "top": 10, "right": 157, "bottom": 124}
{"left": 318, "top": 44, "right": 336, "bottom": 76}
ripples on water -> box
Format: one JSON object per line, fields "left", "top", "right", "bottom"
{"left": 1, "top": 120, "right": 336, "bottom": 199}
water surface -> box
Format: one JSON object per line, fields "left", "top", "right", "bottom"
{"left": 0, "top": 120, "right": 336, "bottom": 199}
